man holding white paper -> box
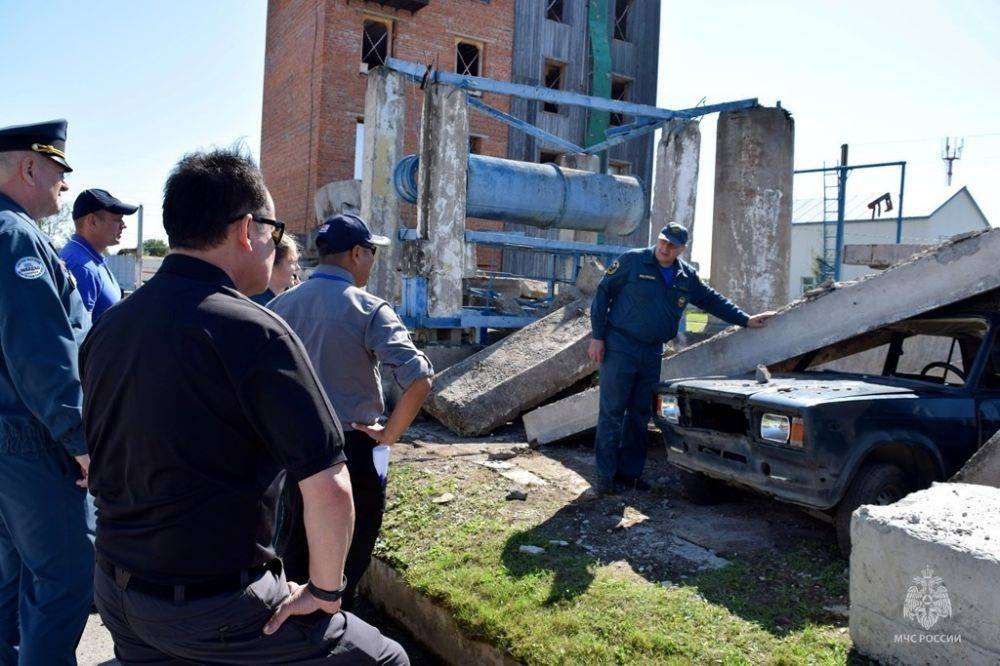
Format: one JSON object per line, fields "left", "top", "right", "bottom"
{"left": 270, "top": 213, "right": 433, "bottom": 610}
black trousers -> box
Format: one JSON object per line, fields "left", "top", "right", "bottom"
{"left": 279, "top": 430, "right": 387, "bottom": 609}
{"left": 94, "top": 561, "right": 407, "bottom": 665}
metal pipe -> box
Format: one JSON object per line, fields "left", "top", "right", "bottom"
{"left": 896, "top": 162, "right": 906, "bottom": 244}
{"left": 394, "top": 154, "right": 646, "bottom": 235}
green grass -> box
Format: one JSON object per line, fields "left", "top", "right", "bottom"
{"left": 376, "top": 464, "right": 855, "bottom": 665}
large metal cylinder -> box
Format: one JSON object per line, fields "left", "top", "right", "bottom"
{"left": 394, "top": 153, "right": 645, "bottom": 235}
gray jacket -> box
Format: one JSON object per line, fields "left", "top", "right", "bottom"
{"left": 269, "top": 265, "right": 433, "bottom": 429}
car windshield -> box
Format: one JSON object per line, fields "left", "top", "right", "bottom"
{"left": 804, "top": 317, "right": 989, "bottom": 387}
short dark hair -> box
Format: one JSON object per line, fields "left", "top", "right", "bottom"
{"left": 162, "top": 147, "right": 268, "bottom": 250}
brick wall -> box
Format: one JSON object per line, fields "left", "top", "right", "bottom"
{"left": 262, "top": 0, "right": 515, "bottom": 269}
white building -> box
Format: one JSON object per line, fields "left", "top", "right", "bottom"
{"left": 789, "top": 187, "right": 991, "bottom": 302}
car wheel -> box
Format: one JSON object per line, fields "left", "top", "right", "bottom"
{"left": 835, "top": 463, "right": 910, "bottom": 558}
{"left": 678, "top": 469, "right": 733, "bottom": 505}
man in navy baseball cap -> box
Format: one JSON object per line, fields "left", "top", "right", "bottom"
{"left": 657, "top": 222, "right": 689, "bottom": 247}
{"left": 315, "top": 213, "right": 390, "bottom": 255}
{"left": 61, "top": 189, "right": 139, "bottom": 320}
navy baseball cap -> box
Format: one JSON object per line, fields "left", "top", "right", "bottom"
{"left": 0, "top": 119, "right": 72, "bottom": 171}
{"left": 315, "top": 213, "right": 390, "bottom": 254}
{"left": 72, "top": 189, "right": 139, "bottom": 221}
{"left": 657, "top": 223, "right": 690, "bottom": 246}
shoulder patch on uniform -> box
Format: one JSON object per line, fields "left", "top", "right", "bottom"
{"left": 606, "top": 259, "right": 620, "bottom": 275}
{"left": 14, "top": 256, "right": 44, "bottom": 280}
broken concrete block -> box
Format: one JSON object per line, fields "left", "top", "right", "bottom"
{"left": 431, "top": 493, "right": 455, "bottom": 505}
{"left": 523, "top": 385, "right": 598, "bottom": 445}
{"left": 843, "top": 243, "right": 927, "bottom": 269}
{"left": 850, "top": 483, "right": 1000, "bottom": 665}
{"left": 425, "top": 299, "right": 597, "bottom": 436}
{"left": 951, "top": 430, "right": 1000, "bottom": 488}
{"left": 518, "top": 545, "right": 545, "bottom": 555}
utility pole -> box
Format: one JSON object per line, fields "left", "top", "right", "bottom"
{"left": 833, "top": 143, "right": 848, "bottom": 281}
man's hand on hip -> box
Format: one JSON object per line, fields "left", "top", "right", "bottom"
{"left": 747, "top": 312, "right": 777, "bottom": 329}
{"left": 263, "top": 580, "right": 341, "bottom": 635}
{"left": 588, "top": 339, "right": 605, "bottom": 364}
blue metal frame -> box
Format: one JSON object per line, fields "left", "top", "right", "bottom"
{"left": 794, "top": 160, "right": 907, "bottom": 280}
{"left": 384, "top": 58, "right": 758, "bottom": 154}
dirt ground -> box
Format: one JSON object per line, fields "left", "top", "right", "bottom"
{"left": 77, "top": 417, "right": 849, "bottom": 664}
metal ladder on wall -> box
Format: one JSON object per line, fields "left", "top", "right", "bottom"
{"left": 819, "top": 162, "right": 839, "bottom": 280}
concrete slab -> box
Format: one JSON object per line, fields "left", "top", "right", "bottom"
{"left": 425, "top": 299, "right": 597, "bottom": 436}
{"left": 850, "top": 483, "right": 1000, "bottom": 665}
{"left": 951, "top": 430, "right": 1000, "bottom": 488}
{"left": 843, "top": 243, "right": 928, "bottom": 269}
{"left": 523, "top": 386, "right": 598, "bottom": 445}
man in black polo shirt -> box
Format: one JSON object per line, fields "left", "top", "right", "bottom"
{"left": 80, "top": 148, "right": 407, "bottom": 664}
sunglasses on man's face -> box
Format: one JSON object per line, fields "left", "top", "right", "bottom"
{"left": 361, "top": 243, "right": 377, "bottom": 256}
{"left": 252, "top": 215, "right": 285, "bottom": 245}
{"left": 228, "top": 213, "right": 285, "bottom": 245}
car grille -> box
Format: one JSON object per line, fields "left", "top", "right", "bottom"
{"left": 685, "top": 398, "right": 749, "bottom": 435}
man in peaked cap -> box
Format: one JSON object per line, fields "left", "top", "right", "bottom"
{"left": 0, "top": 120, "right": 94, "bottom": 664}
{"left": 61, "top": 188, "right": 139, "bottom": 321}
{"left": 588, "top": 222, "right": 775, "bottom": 496}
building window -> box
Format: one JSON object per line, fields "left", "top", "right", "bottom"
{"left": 361, "top": 20, "right": 390, "bottom": 70}
{"left": 456, "top": 41, "right": 482, "bottom": 77}
{"left": 354, "top": 119, "right": 365, "bottom": 180}
{"left": 610, "top": 76, "right": 630, "bottom": 126}
{"left": 613, "top": 0, "right": 632, "bottom": 41}
{"left": 608, "top": 161, "right": 631, "bottom": 175}
{"left": 542, "top": 60, "right": 564, "bottom": 114}
{"left": 469, "top": 136, "right": 483, "bottom": 154}
{"left": 545, "top": 0, "right": 564, "bottom": 22}
{"left": 539, "top": 150, "right": 560, "bottom": 164}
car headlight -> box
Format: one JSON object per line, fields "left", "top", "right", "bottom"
{"left": 760, "top": 413, "right": 804, "bottom": 447}
{"left": 659, "top": 395, "right": 680, "bottom": 424}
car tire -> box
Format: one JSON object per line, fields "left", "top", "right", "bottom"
{"left": 678, "top": 469, "right": 732, "bottom": 505}
{"left": 835, "top": 463, "right": 910, "bottom": 558}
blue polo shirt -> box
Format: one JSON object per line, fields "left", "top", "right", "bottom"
{"left": 59, "top": 234, "right": 121, "bottom": 321}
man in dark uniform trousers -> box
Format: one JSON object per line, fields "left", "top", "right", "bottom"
{"left": 588, "top": 223, "right": 775, "bottom": 495}
{"left": 0, "top": 120, "right": 94, "bottom": 665}
{"left": 81, "top": 148, "right": 407, "bottom": 664}
{"left": 270, "top": 213, "right": 434, "bottom": 610}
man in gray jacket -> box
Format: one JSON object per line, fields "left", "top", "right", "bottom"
{"left": 271, "top": 213, "right": 433, "bottom": 609}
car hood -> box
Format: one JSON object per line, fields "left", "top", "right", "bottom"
{"left": 666, "top": 373, "right": 947, "bottom": 409}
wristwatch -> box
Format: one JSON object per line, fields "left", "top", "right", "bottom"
{"left": 307, "top": 576, "right": 348, "bottom": 603}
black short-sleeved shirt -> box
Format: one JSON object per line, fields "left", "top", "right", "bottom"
{"left": 81, "top": 254, "right": 345, "bottom": 584}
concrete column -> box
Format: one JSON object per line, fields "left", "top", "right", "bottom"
{"left": 652, "top": 120, "right": 700, "bottom": 260}
{"left": 710, "top": 106, "right": 794, "bottom": 314}
{"left": 360, "top": 69, "right": 406, "bottom": 305}
{"left": 415, "top": 83, "right": 468, "bottom": 318}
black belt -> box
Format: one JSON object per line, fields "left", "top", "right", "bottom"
{"left": 97, "top": 554, "right": 282, "bottom": 602}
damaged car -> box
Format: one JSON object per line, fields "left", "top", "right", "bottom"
{"left": 653, "top": 306, "right": 1000, "bottom": 555}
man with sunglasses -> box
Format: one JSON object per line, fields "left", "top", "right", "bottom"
{"left": 80, "top": 150, "right": 407, "bottom": 664}
{"left": 60, "top": 188, "right": 138, "bottom": 321}
{"left": 588, "top": 223, "right": 775, "bottom": 496}
{"left": 270, "top": 213, "right": 433, "bottom": 609}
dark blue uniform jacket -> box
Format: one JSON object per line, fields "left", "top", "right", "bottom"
{"left": 591, "top": 247, "right": 749, "bottom": 346}
{"left": 0, "top": 193, "right": 89, "bottom": 456}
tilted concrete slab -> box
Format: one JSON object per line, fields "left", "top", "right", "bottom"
{"left": 522, "top": 229, "right": 1000, "bottom": 444}
{"left": 951, "top": 429, "right": 1000, "bottom": 488}
{"left": 663, "top": 229, "right": 1000, "bottom": 380}
{"left": 850, "top": 483, "right": 1000, "bottom": 665}
{"left": 425, "top": 300, "right": 597, "bottom": 436}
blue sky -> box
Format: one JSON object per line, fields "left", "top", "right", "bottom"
{"left": 3, "top": 1, "right": 998, "bottom": 273}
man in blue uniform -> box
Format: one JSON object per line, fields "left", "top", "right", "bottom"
{"left": 60, "top": 188, "right": 138, "bottom": 321}
{"left": 588, "top": 223, "right": 774, "bottom": 495}
{"left": 0, "top": 120, "right": 95, "bottom": 664}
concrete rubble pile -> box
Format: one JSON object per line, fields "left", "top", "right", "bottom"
{"left": 424, "top": 259, "right": 605, "bottom": 436}
{"left": 524, "top": 228, "right": 1000, "bottom": 445}
{"left": 850, "top": 482, "right": 1000, "bottom": 665}
{"left": 951, "top": 429, "right": 1000, "bottom": 488}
